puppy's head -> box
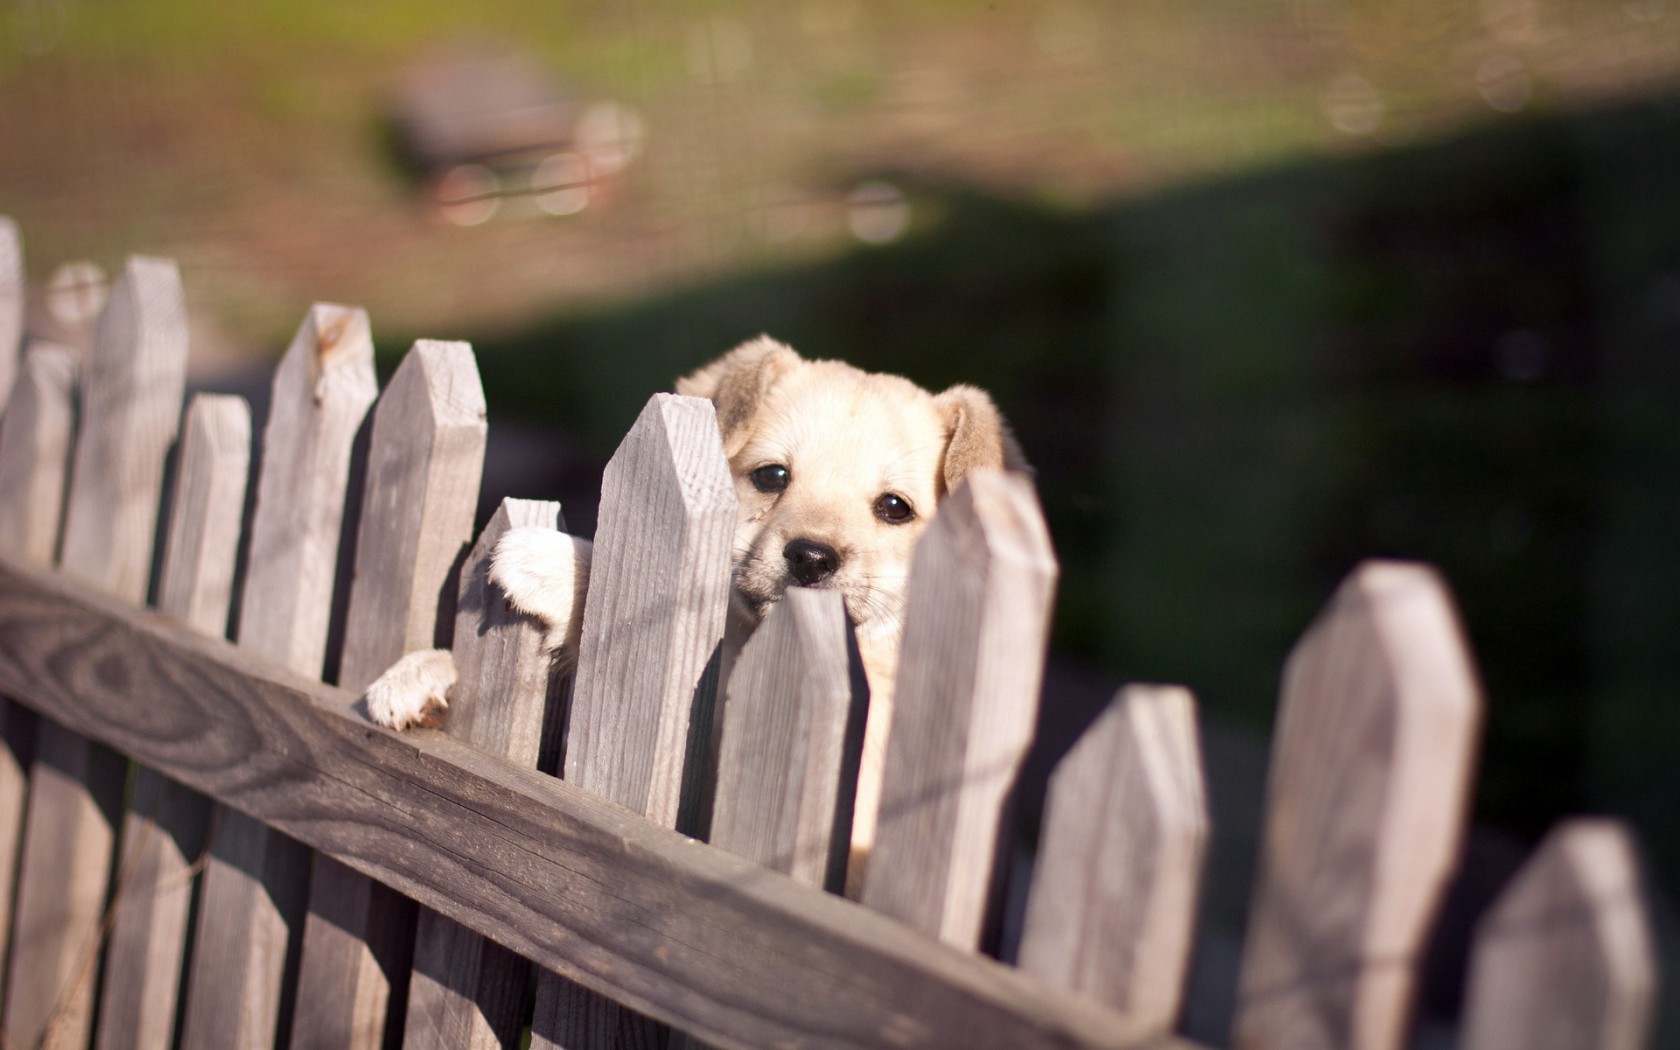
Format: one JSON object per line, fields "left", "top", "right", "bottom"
{"left": 677, "top": 336, "right": 1027, "bottom": 638}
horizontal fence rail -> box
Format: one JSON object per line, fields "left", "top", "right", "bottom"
{"left": 0, "top": 222, "right": 1660, "bottom": 1050}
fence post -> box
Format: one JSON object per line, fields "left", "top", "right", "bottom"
{"left": 0, "top": 216, "right": 21, "bottom": 402}
{"left": 1018, "top": 684, "right": 1208, "bottom": 1036}
{"left": 0, "top": 345, "right": 76, "bottom": 569}
{"left": 181, "top": 304, "right": 377, "bottom": 1050}
{"left": 860, "top": 468, "right": 1058, "bottom": 951}
{"left": 530, "top": 392, "right": 735, "bottom": 1050}
{"left": 0, "top": 339, "right": 77, "bottom": 1000}
{"left": 290, "top": 339, "right": 487, "bottom": 1050}
{"left": 97, "top": 394, "right": 251, "bottom": 1050}
{"left": 403, "top": 499, "right": 566, "bottom": 1050}
{"left": 1232, "top": 560, "right": 1482, "bottom": 1050}
{"left": 1460, "top": 818, "right": 1657, "bottom": 1050}
{"left": 708, "top": 586, "right": 859, "bottom": 890}
{"left": 4, "top": 256, "right": 189, "bottom": 1050}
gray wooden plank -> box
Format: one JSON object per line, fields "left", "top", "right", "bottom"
{"left": 182, "top": 303, "right": 377, "bottom": 1050}
{"left": 709, "top": 586, "right": 857, "bottom": 889}
{"left": 860, "top": 469, "right": 1058, "bottom": 950}
{"left": 562, "top": 392, "right": 735, "bottom": 824}
{"left": 0, "top": 345, "right": 76, "bottom": 578}
{"left": 0, "top": 216, "right": 22, "bottom": 403}
{"left": 335, "top": 339, "right": 487, "bottom": 690}
{"left": 403, "top": 498, "right": 564, "bottom": 1050}
{"left": 1231, "top": 560, "right": 1482, "bottom": 1050}
{"left": 532, "top": 392, "right": 735, "bottom": 1050}
{"left": 0, "top": 553, "right": 1198, "bottom": 1050}
{"left": 58, "top": 255, "right": 189, "bottom": 602}
{"left": 4, "top": 254, "right": 188, "bottom": 1050}
{"left": 96, "top": 394, "right": 250, "bottom": 1050}
{"left": 1018, "top": 685, "right": 1208, "bottom": 1035}
{"left": 292, "top": 339, "right": 487, "bottom": 1050}
{"left": 1461, "top": 819, "right": 1656, "bottom": 1050}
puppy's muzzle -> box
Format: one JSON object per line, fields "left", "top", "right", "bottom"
{"left": 784, "top": 538, "right": 840, "bottom": 586}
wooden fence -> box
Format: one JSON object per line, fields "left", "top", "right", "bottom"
{"left": 0, "top": 221, "right": 1659, "bottom": 1050}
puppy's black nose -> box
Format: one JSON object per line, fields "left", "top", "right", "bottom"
{"left": 784, "top": 539, "right": 840, "bottom": 586}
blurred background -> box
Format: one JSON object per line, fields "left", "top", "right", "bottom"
{"left": 4, "top": 0, "right": 1679, "bottom": 1043}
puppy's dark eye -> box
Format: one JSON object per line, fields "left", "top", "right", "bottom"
{"left": 874, "top": 493, "right": 914, "bottom": 524}
{"left": 749, "top": 464, "right": 790, "bottom": 493}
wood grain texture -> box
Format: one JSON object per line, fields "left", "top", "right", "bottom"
{"left": 5, "top": 255, "right": 187, "bottom": 1050}
{"left": 563, "top": 392, "right": 735, "bottom": 824}
{"left": 155, "top": 394, "right": 253, "bottom": 637}
{"left": 183, "top": 303, "right": 377, "bottom": 1050}
{"left": 535, "top": 393, "right": 735, "bottom": 1050}
{"left": 2, "top": 721, "right": 125, "bottom": 1050}
{"left": 0, "top": 554, "right": 1198, "bottom": 1050}
{"left": 336, "top": 339, "right": 487, "bottom": 691}
{"left": 58, "top": 255, "right": 189, "bottom": 603}
{"left": 400, "top": 501, "right": 563, "bottom": 1050}
{"left": 235, "top": 302, "right": 378, "bottom": 676}
{"left": 1018, "top": 685, "right": 1208, "bottom": 1034}
{"left": 96, "top": 393, "right": 250, "bottom": 1050}
{"left": 1461, "top": 819, "right": 1656, "bottom": 1050}
{"left": 0, "top": 216, "right": 21, "bottom": 403}
{"left": 292, "top": 339, "right": 485, "bottom": 1050}
{"left": 861, "top": 469, "right": 1058, "bottom": 950}
{"left": 1232, "top": 560, "right": 1482, "bottom": 1050}
{"left": 0, "top": 345, "right": 76, "bottom": 567}
{"left": 709, "top": 586, "right": 857, "bottom": 889}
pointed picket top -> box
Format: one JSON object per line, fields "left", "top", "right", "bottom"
{"left": 535, "top": 393, "right": 734, "bottom": 1050}
{"left": 401, "top": 499, "right": 566, "bottom": 1050}
{"left": 710, "top": 586, "right": 858, "bottom": 890}
{"left": 0, "top": 217, "right": 22, "bottom": 403}
{"left": 861, "top": 468, "right": 1058, "bottom": 950}
{"left": 1019, "top": 684, "right": 1208, "bottom": 1034}
{"left": 337, "top": 339, "right": 486, "bottom": 692}
{"left": 565, "top": 392, "right": 736, "bottom": 826}
{"left": 445, "top": 498, "right": 568, "bottom": 764}
{"left": 1233, "top": 560, "right": 1482, "bottom": 1050}
{"left": 237, "top": 302, "right": 377, "bottom": 676}
{"left": 156, "top": 394, "right": 252, "bottom": 636}
{"left": 59, "top": 255, "right": 190, "bottom": 602}
{"left": 0, "top": 344, "right": 77, "bottom": 565}
{"left": 1461, "top": 819, "right": 1656, "bottom": 1050}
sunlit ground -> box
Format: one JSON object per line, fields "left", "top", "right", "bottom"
{"left": 1, "top": 0, "right": 1676, "bottom": 360}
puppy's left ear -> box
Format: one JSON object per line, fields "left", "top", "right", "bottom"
{"left": 933, "top": 384, "right": 1031, "bottom": 495}
{"left": 676, "top": 336, "right": 802, "bottom": 457}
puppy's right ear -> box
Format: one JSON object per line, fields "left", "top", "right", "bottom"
{"left": 675, "top": 336, "right": 802, "bottom": 457}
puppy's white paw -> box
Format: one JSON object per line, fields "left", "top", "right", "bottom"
{"left": 490, "top": 527, "right": 592, "bottom": 655}
{"left": 366, "top": 649, "right": 457, "bottom": 730}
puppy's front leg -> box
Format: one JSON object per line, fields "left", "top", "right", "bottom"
{"left": 364, "top": 527, "right": 593, "bottom": 729}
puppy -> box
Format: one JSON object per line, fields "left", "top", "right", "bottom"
{"left": 367, "top": 336, "right": 1027, "bottom": 880}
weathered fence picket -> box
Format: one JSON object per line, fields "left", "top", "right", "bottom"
{"left": 1232, "top": 561, "right": 1482, "bottom": 1050}
{"left": 0, "top": 216, "right": 21, "bottom": 402}
{"left": 0, "top": 217, "right": 1663, "bottom": 1050}
{"left": 1018, "top": 684, "right": 1208, "bottom": 1035}
{"left": 181, "top": 303, "right": 377, "bottom": 1050}
{"left": 0, "top": 345, "right": 75, "bottom": 572}
{"left": 709, "top": 585, "right": 859, "bottom": 890}
{"left": 861, "top": 468, "right": 1058, "bottom": 950}
{"left": 404, "top": 498, "right": 565, "bottom": 1049}
{"left": 96, "top": 393, "right": 251, "bottom": 1050}
{"left": 531, "top": 391, "right": 736, "bottom": 1050}
{"left": 291, "top": 338, "right": 487, "bottom": 1050}
{"left": 1461, "top": 818, "right": 1657, "bottom": 1050}
{"left": 4, "top": 255, "right": 189, "bottom": 1050}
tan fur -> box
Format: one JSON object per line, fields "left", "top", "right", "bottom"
{"left": 678, "top": 337, "right": 1027, "bottom": 889}
{"left": 367, "top": 335, "right": 1026, "bottom": 893}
